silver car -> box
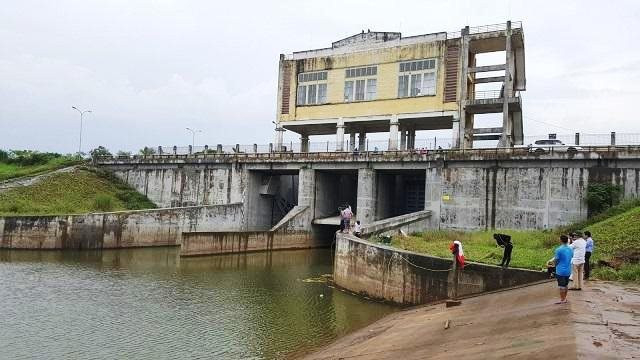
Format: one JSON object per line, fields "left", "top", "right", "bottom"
{"left": 528, "top": 139, "right": 582, "bottom": 153}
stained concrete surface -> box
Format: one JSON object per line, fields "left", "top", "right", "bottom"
{"left": 303, "top": 281, "right": 639, "bottom": 359}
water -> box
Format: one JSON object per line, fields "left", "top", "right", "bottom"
{"left": 0, "top": 248, "right": 396, "bottom": 359}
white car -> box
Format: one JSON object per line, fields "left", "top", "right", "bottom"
{"left": 527, "top": 139, "right": 582, "bottom": 153}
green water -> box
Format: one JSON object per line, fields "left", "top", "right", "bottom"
{"left": 0, "top": 247, "right": 396, "bottom": 359}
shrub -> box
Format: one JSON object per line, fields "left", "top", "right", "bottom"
{"left": 138, "top": 147, "right": 156, "bottom": 156}
{"left": 116, "top": 150, "right": 132, "bottom": 157}
{"left": 586, "top": 183, "right": 623, "bottom": 216}
{"left": 90, "top": 146, "right": 112, "bottom": 158}
{"left": 92, "top": 194, "right": 114, "bottom": 212}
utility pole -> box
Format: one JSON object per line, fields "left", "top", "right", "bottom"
{"left": 72, "top": 106, "right": 92, "bottom": 154}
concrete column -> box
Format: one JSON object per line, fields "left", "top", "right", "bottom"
{"left": 611, "top": 132, "right": 616, "bottom": 146}
{"left": 424, "top": 168, "right": 442, "bottom": 229}
{"left": 499, "top": 21, "right": 513, "bottom": 148}
{"left": 575, "top": 133, "right": 580, "bottom": 146}
{"left": 400, "top": 128, "right": 407, "bottom": 150}
{"left": 297, "top": 168, "right": 316, "bottom": 230}
{"left": 336, "top": 118, "right": 345, "bottom": 151}
{"left": 356, "top": 168, "right": 377, "bottom": 224}
{"left": 300, "top": 135, "right": 309, "bottom": 153}
{"left": 452, "top": 115, "right": 460, "bottom": 148}
{"left": 389, "top": 115, "right": 399, "bottom": 150}
{"left": 358, "top": 131, "right": 366, "bottom": 150}
{"left": 349, "top": 132, "right": 356, "bottom": 151}
{"left": 458, "top": 27, "right": 470, "bottom": 149}
{"left": 275, "top": 127, "right": 285, "bottom": 152}
{"left": 408, "top": 128, "right": 416, "bottom": 150}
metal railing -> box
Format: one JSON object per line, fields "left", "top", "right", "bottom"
{"left": 118, "top": 133, "right": 640, "bottom": 159}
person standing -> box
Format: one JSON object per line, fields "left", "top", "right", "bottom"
{"left": 554, "top": 235, "right": 573, "bottom": 304}
{"left": 584, "top": 231, "right": 594, "bottom": 280}
{"left": 342, "top": 205, "right": 353, "bottom": 233}
{"left": 494, "top": 233, "right": 513, "bottom": 268}
{"left": 569, "top": 231, "right": 586, "bottom": 290}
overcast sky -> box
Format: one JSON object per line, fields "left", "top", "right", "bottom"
{"left": 1, "top": 0, "right": 639, "bottom": 153}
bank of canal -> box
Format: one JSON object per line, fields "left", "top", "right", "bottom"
{"left": 0, "top": 247, "right": 396, "bottom": 359}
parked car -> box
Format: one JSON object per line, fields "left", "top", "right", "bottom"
{"left": 527, "top": 139, "right": 582, "bottom": 153}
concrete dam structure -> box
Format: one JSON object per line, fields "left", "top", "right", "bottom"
{"left": 96, "top": 147, "right": 640, "bottom": 243}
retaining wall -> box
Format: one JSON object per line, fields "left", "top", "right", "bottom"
{"left": 333, "top": 233, "right": 549, "bottom": 305}
{"left": 180, "top": 205, "right": 327, "bottom": 256}
{"left": 0, "top": 204, "right": 243, "bottom": 250}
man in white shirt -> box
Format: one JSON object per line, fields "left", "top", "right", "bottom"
{"left": 569, "top": 231, "right": 586, "bottom": 290}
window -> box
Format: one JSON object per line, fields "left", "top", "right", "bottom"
{"left": 344, "top": 66, "right": 377, "bottom": 102}
{"left": 297, "top": 71, "right": 328, "bottom": 105}
{"left": 397, "top": 58, "right": 437, "bottom": 98}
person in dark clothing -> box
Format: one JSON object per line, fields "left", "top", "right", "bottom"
{"left": 494, "top": 233, "right": 513, "bottom": 268}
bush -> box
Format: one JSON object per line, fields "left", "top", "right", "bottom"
{"left": 138, "top": 147, "right": 156, "bottom": 156}
{"left": 90, "top": 146, "right": 112, "bottom": 158}
{"left": 116, "top": 150, "right": 132, "bottom": 157}
{"left": 586, "top": 183, "right": 623, "bottom": 216}
{"left": 92, "top": 194, "right": 115, "bottom": 212}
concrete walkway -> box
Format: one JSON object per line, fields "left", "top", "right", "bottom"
{"left": 303, "top": 281, "right": 639, "bottom": 359}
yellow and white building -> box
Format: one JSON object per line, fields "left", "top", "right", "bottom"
{"left": 275, "top": 21, "right": 526, "bottom": 151}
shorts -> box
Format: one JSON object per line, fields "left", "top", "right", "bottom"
{"left": 556, "top": 275, "right": 570, "bottom": 288}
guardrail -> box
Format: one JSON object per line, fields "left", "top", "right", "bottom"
{"left": 95, "top": 145, "right": 640, "bottom": 164}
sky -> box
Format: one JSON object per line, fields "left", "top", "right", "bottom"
{"left": 1, "top": 0, "right": 640, "bottom": 153}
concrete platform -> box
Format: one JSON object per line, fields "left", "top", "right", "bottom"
{"left": 303, "top": 281, "right": 639, "bottom": 359}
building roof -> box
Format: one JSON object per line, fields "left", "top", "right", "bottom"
{"left": 331, "top": 31, "right": 401, "bottom": 49}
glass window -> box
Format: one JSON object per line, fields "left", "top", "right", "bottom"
{"left": 422, "top": 72, "right": 435, "bottom": 95}
{"left": 344, "top": 81, "right": 354, "bottom": 102}
{"left": 297, "top": 85, "right": 307, "bottom": 105}
{"left": 398, "top": 75, "right": 409, "bottom": 97}
{"left": 318, "top": 83, "right": 327, "bottom": 103}
{"left": 355, "top": 79, "right": 365, "bottom": 101}
{"left": 410, "top": 74, "right": 422, "bottom": 96}
{"left": 307, "top": 84, "right": 317, "bottom": 104}
{"left": 366, "top": 79, "right": 377, "bottom": 100}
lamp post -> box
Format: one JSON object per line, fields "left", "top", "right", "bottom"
{"left": 185, "top": 127, "right": 202, "bottom": 149}
{"left": 72, "top": 106, "right": 91, "bottom": 154}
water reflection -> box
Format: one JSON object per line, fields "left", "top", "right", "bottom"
{"left": 0, "top": 247, "right": 396, "bottom": 359}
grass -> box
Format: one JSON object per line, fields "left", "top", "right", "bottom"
{"left": 0, "top": 167, "right": 156, "bottom": 215}
{"left": 387, "top": 201, "right": 640, "bottom": 282}
{"left": 0, "top": 156, "right": 82, "bottom": 181}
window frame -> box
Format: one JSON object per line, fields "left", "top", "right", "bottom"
{"left": 344, "top": 66, "right": 378, "bottom": 102}
{"left": 297, "top": 71, "right": 328, "bottom": 106}
{"left": 397, "top": 58, "right": 437, "bottom": 98}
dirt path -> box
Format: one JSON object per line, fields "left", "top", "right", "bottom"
{"left": 0, "top": 165, "right": 78, "bottom": 192}
{"left": 303, "top": 281, "right": 639, "bottom": 359}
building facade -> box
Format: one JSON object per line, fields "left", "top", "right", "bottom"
{"left": 275, "top": 21, "right": 526, "bottom": 151}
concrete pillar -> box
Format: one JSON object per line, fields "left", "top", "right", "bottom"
{"left": 575, "top": 133, "right": 580, "bottom": 146}
{"left": 188, "top": 145, "right": 193, "bottom": 155}
{"left": 300, "top": 135, "right": 309, "bottom": 153}
{"left": 336, "top": 118, "right": 345, "bottom": 151}
{"left": 358, "top": 131, "right": 366, "bottom": 150}
{"left": 408, "top": 128, "right": 416, "bottom": 150}
{"left": 275, "top": 127, "right": 285, "bottom": 152}
{"left": 458, "top": 27, "right": 470, "bottom": 149}
{"left": 349, "top": 132, "right": 356, "bottom": 151}
{"left": 297, "top": 168, "right": 316, "bottom": 230}
{"left": 424, "top": 168, "right": 442, "bottom": 229}
{"left": 499, "top": 21, "right": 513, "bottom": 148}
{"left": 217, "top": 144, "right": 223, "bottom": 153}
{"left": 253, "top": 144, "right": 258, "bottom": 153}
{"left": 452, "top": 115, "right": 460, "bottom": 148}
{"left": 389, "top": 115, "right": 399, "bottom": 150}
{"left": 400, "top": 128, "right": 407, "bottom": 150}
{"left": 611, "top": 132, "right": 616, "bottom": 146}
{"left": 356, "top": 168, "right": 377, "bottom": 224}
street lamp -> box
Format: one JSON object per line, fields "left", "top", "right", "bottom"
{"left": 72, "top": 106, "right": 92, "bottom": 154}
{"left": 185, "top": 127, "right": 202, "bottom": 148}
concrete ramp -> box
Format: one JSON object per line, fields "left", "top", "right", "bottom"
{"left": 312, "top": 215, "right": 345, "bottom": 226}
{"left": 361, "top": 210, "right": 432, "bottom": 236}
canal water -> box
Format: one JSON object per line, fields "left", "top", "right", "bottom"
{"left": 0, "top": 247, "right": 396, "bottom": 359}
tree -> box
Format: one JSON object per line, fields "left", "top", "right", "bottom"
{"left": 90, "top": 146, "right": 112, "bottom": 158}
{"left": 116, "top": 150, "right": 132, "bottom": 157}
{"left": 138, "top": 147, "right": 156, "bottom": 156}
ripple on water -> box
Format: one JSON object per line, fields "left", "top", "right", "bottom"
{"left": 0, "top": 248, "right": 396, "bottom": 359}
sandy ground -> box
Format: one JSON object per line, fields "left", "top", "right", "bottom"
{"left": 303, "top": 281, "right": 639, "bottom": 360}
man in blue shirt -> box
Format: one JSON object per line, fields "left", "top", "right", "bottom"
{"left": 584, "top": 231, "right": 594, "bottom": 280}
{"left": 554, "top": 235, "right": 574, "bottom": 304}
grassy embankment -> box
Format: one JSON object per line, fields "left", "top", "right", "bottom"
{"left": 388, "top": 201, "right": 640, "bottom": 281}
{"left": 0, "top": 156, "right": 81, "bottom": 181}
{"left": 0, "top": 168, "right": 156, "bottom": 215}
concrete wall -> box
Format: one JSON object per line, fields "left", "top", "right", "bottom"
{"left": 333, "top": 233, "right": 549, "bottom": 305}
{"left": 180, "top": 206, "right": 327, "bottom": 256}
{"left": 0, "top": 204, "right": 244, "bottom": 250}
{"left": 99, "top": 151, "right": 640, "bottom": 231}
